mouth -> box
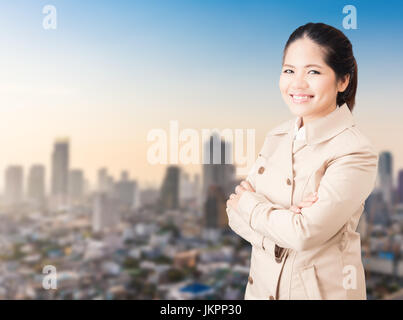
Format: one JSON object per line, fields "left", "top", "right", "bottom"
{"left": 290, "top": 94, "right": 314, "bottom": 103}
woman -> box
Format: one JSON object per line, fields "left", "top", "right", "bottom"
{"left": 226, "top": 22, "right": 378, "bottom": 300}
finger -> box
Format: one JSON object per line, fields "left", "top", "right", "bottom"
{"left": 290, "top": 205, "right": 301, "bottom": 213}
{"left": 230, "top": 194, "right": 236, "bottom": 199}
{"left": 305, "top": 192, "right": 318, "bottom": 200}
{"left": 302, "top": 197, "right": 318, "bottom": 205}
{"left": 235, "top": 185, "right": 246, "bottom": 194}
{"left": 241, "top": 180, "right": 255, "bottom": 192}
{"left": 298, "top": 200, "right": 315, "bottom": 207}
{"left": 297, "top": 200, "right": 316, "bottom": 208}
{"left": 303, "top": 193, "right": 318, "bottom": 201}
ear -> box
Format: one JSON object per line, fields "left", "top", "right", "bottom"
{"left": 337, "top": 74, "right": 350, "bottom": 93}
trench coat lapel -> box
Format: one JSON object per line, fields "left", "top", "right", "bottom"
{"left": 265, "top": 103, "right": 355, "bottom": 207}
{"left": 304, "top": 103, "right": 355, "bottom": 145}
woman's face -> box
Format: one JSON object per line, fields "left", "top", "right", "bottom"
{"left": 279, "top": 36, "right": 349, "bottom": 122}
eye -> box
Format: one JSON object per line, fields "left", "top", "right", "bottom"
{"left": 308, "top": 70, "right": 320, "bottom": 74}
{"left": 283, "top": 69, "right": 293, "bottom": 74}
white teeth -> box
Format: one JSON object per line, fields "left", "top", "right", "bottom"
{"left": 290, "top": 94, "right": 313, "bottom": 103}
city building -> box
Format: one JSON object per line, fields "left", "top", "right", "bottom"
{"left": 27, "top": 165, "right": 45, "bottom": 207}
{"left": 50, "top": 138, "right": 70, "bottom": 208}
{"left": 4, "top": 165, "right": 23, "bottom": 206}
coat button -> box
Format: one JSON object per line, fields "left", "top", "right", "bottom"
{"left": 286, "top": 178, "right": 292, "bottom": 185}
{"left": 275, "top": 245, "right": 283, "bottom": 263}
{"left": 258, "top": 167, "right": 265, "bottom": 174}
{"left": 269, "top": 295, "right": 275, "bottom": 300}
{"left": 248, "top": 276, "right": 253, "bottom": 284}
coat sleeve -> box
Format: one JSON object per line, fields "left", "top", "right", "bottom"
{"left": 226, "top": 137, "right": 286, "bottom": 251}
{"left": 236, "top": 142, "right": 378, "bottom": 252}
{"left": 226, "top": 205, "right": 265, "bottom": 248}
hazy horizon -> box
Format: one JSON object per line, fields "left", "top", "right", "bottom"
{"left": 1, "top": 0, "right": 402, "bottom": 191}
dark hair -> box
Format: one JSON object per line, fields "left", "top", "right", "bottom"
{"left": 283, "top": 22, "right": 358, "bottom": 112}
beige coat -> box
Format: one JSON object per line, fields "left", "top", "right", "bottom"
{"left": 226, "top": 103, "right": 378, "bottom": 300}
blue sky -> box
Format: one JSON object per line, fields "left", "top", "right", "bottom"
{"left": 0, "top": 0, "right": 402, "bottom": 188}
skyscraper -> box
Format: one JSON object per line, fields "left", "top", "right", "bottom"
{"left": 204, "top": 185, "right": 227, "bottom": 229}
{"left": 202, "top": 133, "right": 235, "bottom": 203}
{"left": 27, "top": 165, "right": 45, "bottom": 206}
{"left": 92, "top": 192, "right": 119, "bottom": 233}
{"left": 397, "top": 169, "right": 403, "bottom": 204}
{"left": 194, "top": 173, "right": 201, "bottom": 209}
{"left": 4, "top": 165, "right": 24, "bottom": 206}
{"left": 68, "top": 169, "right": 84, "bottom": 203}
{"left": 377, "top": 151, "right": 393, "bottom": 207}
{"left": 97, "top": 168, "right": 108, "bottom": 192}
{"left": 51, "top": 138, "right": 69, "bottom": 207}
{"left": 179, "top": 171, "right": 195, "bottom": 208}
{"left": 131, "top": 180, "right": 141, "bottom": 211}
{"left": 159, "top": 166, "right": 180, "bottom": 210}
{"left": 114, "top": 170, "right": 136, "bottom": 209}
{"left": 97, "top": 168, "right": 115, "bottom": 196}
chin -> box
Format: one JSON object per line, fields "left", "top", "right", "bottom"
{"left": 287, "top": 104, "right": 315, "bottom": 117}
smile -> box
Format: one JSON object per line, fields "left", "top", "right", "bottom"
{"left": 290, "top": 94, "right": 314, "bottom": 103}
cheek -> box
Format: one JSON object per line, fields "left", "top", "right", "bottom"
{"left": 279, "top": 76, "right": 289, "bottom": 94}
{"left": 310, "top": 77, "right": 337, "bottom": 97}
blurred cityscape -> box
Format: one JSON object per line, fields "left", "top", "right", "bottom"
{"left": 0, "top": 133, "right": 402, "bottom": 300}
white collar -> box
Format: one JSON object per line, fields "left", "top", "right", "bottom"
{"left": 294, "top": 116, "right": 306, "bottom": 141}
{"left": 269, "top": 104, "right": 354, "bottom": 145}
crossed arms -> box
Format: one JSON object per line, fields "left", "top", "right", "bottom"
{"left": 226, "top": 143, "right": 378, "bottom": 252}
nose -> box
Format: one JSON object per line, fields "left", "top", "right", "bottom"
{"left": 290, "top": 72, "right": 309, "bottom": 90}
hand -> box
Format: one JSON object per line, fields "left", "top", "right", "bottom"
{"left": 290, "top": 192, "right": 318, "bottom": 214}
{"left": 226, "top": 180, "right": 255, "bottom": 211}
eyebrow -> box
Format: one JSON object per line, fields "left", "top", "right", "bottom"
{"left": 283, "top": 64, "right": 323, "bottom": 68}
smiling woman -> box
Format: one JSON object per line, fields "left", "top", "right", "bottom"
{"left": 279, "top": 22, "right": 357, "bottom": 124}
{"left": 226, "top": 22, "right": 378, "bottom": 300}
